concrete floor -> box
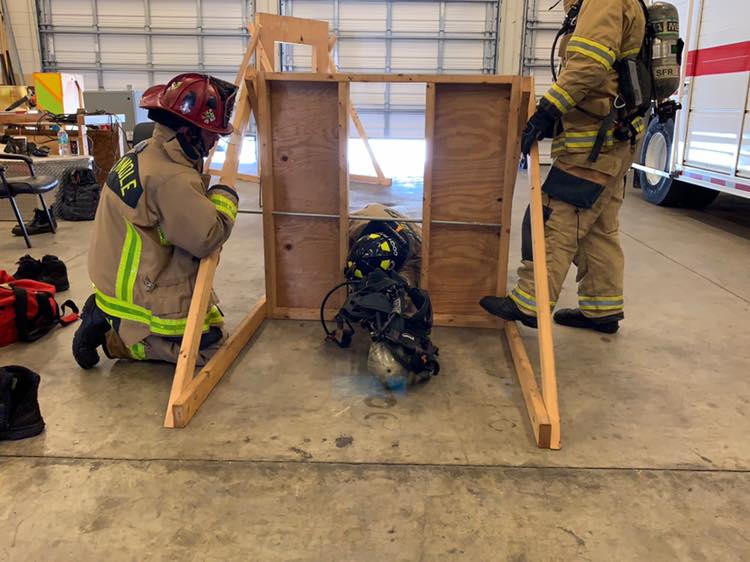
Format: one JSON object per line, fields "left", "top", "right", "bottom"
{"left": 1, "top": 174, "right": 749, "bottom": 561}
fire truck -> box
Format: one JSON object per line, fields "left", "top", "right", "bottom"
{"left": 634, "top": 0, "right": 750, "bottom": 207}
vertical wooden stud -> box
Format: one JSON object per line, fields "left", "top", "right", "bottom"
{"left": 420, "top": 82, "right": 436, "bottom": 290}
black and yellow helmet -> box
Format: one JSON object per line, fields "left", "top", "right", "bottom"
{"left": 345, "top": 225, "right": 409, "bottom": 281}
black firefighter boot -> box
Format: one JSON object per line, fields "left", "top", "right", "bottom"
{"left": 12, "top": 208, "right": 57, "bottom": 237}
{"left": 0, "top": 366, "right": 46, "bottom": 441}
{"left": 553, "top": 308, "right": 621, "bottom": 334}
{"left": 479, "top": 296, "right": 538, "bottom": 329}
{"left": 72, "top": 294, "right": 111, "bottom": 369}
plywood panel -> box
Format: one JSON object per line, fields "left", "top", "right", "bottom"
{"left": 274, "top": 216, "right": 340, "bottom": 311}
{"left": 428, "top": 224, "right": 501, "bottom": 317}
{"left": 431, "top": 83, "right": 510, "bottom": 223}
{"left": 270, "top": 80, "right": 340, "bottom": 214}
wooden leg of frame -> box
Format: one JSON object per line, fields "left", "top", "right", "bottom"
{"left": 171, "top": 296, "right": 267, "bottom": 428}
{"left": 526, "top": 83, "right": 561, "bottom": 449}
{"left": 504, "top": 321, "right": 551, "bottom": 448}
{"left": 164, "top": 250, "right": 220, "bottom": 428}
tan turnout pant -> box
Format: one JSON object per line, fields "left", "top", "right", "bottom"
{"left": 510, "top": 142, "right": 636, "bottom": 320}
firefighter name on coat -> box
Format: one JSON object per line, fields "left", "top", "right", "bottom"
{"left": 107, "top": 153, "right": 144, "bottom": 209}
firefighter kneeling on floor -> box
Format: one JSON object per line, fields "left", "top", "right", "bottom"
{"left": 72, "top": 73, "right": 239, "bottom": 368}
{"left": 481, "top": 0, "right": 653, "bottom": 334}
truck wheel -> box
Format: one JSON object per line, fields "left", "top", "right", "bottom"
{"left": 677, "top": 182, "right": 720, "bottom": 209}
{"left": 637, "top": 118, "right": 683, "bottom": 206}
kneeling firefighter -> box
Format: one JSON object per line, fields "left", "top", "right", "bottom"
{"left": 481, "top": 0, "right": 682, "bottom": 334}
{"left": 73, "top": 73, "right": 239, "bottom": 368}
{"left": 321, "top": 204, "right": 439, "bottom": 388}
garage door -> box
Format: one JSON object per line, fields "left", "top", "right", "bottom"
{"left": 280, "top": 0, "right": 501, "bottom": 138}
{"left": 36, "top": 0, "right": 255, "bottom": 91}
{"left": 523, "top": 0, "right": 564, "bottom": 161}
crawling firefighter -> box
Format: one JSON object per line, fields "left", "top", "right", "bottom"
{"left": 482, "top": 0, "right": 682, "bottom": 334}
{"left": 72, "top": 73, "right": 239, "bottom": 368}
{"left": 322, "top": 204, "right": 439, "bottom": 389}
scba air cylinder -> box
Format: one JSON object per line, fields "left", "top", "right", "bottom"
{"left": 649, "top": 2, "right": 682, "bottom": 100}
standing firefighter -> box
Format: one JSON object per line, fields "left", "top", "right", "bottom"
{"left": 482, "top": 0, "right": 654, "bottom": 334}
{"left": 72, "top": 73, "right": 239, "bottom": 368}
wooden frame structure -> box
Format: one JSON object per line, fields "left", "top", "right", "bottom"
{"left": 166, "top": 68, "right": 561, "bottom": 449}
{"left": 205, "top": 13, "right": 391, "bottom": 187}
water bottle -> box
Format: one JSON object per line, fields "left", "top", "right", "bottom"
{"left": 57, "top": 128, "right": 70, "bottom": 156}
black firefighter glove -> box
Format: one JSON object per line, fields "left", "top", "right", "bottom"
{"left": 521, "top": 103, "right": 560, "bottom": 156}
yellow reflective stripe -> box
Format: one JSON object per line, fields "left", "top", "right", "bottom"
{"left": 510, "top": 287, "right": 557, "bottom": 314}
{"left": 579, "top": 295, "right": 624, "bottom": 311}
{"left": 157, "top": 225, "right": 171, "bottom": 246}
{"left": 210, "top": 194, "right": 237, "bottom": 221}
{"left": 543, "top": 83, "right": 576, "bottom": 114}
{"left": 567, "top": 36, "right": 616, "bottom": 69}
{"left": 115, "top": 221, "right": 142, "bottom": 303}
{"left": 130, "top": 342, "right": 146, "bottom": 360}
{"left": 632, "top": 116, "right": 645, "bottom": 133}
{"left": 552, "top": 83, "right": 575, "bottom": 108}
{"left": 95, "top": 290, "right": 224, "bottom": 336}
{"left": 619, "top": 47, "right": 641, "bottom": 59}
{"left": 544, "top": 92, "right": 566, "bottom": 113}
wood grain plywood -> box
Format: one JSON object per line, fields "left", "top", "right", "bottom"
{"left": 431, "top": 83, "right": 510, "bottom": 223}
{"left": 428, "top": 224, "right": 501, "bottom": 318}
{"left": 274, "top": 216, "right": 340, "bottom": 310}
{"left": 270, "top": 80, "right": 339, "bottom": 214}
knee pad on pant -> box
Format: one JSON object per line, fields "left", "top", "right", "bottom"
{"left": 521, "top": 204, "right": 553, "bottom": 262}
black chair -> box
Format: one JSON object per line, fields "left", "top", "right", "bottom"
{"left": 0, "top": 154, "right": 58, "bottom": 248}
{"left": 132, "top": 122, "right": 155, "bottom": 146}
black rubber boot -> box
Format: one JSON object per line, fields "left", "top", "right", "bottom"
{"left": 0, "top": 366, "right": 45, "bottom": 441}
{"left": 40, "top": 255, "right": 70, "bottom": 292}
{"left": 553, "top": 308, "right": 621, "bottom": 334}
{"left": 12, "top": 208, "right": 57, "bottom": 237}
{"left": 72, "top": 295, "right": 111, "bottom": 369}
{"left": 12, "top": 254, "right": 43, "bottom": 281}
{"left": 479, "top": 296, "right": 538, "bottom": 329}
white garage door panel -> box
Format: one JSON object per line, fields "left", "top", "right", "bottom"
{"left": 340, "top": 2, "right": 386, "bottom": 32}
{"left": 103, "top": 72, "right": 149, "bottom": 91}
{"left": 351, "top": 82, "right": 387, "bottom": 108}
{"left": 53, "top": 35, "right": 97, "bottom": 64}
{"left": 445, "top": 3, "right": 489, "bottom": 33}
{"left": 391, "top": 41, "right": 438, "bottom": 71}
{"left": 391, "top": 3, "right": 439, "bottom": 33}
{"left": 49, "top": 0, "right": 92, "bottom": 25}
{"left": 282, "top": 0, "right": 499, "bottom": 137}
{"left": 99, "top": 36, "right": 147, "bottom": 65}
{"left": 97, "top": 0, "right": 145, "bottom": 27}
{"left": 287, "top": 1, "right": 335, "bottom": 21}
{"left": 151, "top": 37, "right": 199, "bottom": 66}
{"left": 40, "top": 0, "right": 254, "bottom": 90}
{"left": 338, "top": 40, "right": 387, "bottom": 71}
{"left": 150, "top": 0, "right": 198, "bottom": 29}
{"left": 204, "top": 37, "right": 247, "bottom": 68}
{"left": 443, "top": 40, "right": 486, "bottom": 73}
{"left": 202, "top": 0, "right": 245, "bottom": 29}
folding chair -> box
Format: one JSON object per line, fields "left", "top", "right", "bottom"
{"left": 0, "top": 154, "right": 59, "bottom": 248}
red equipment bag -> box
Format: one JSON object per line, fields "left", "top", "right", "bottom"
{"left": 0, "top": 270, "right": 79, "bottom": 347}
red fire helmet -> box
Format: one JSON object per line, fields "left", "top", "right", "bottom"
{"left": 139, "top": 73, "right": 237, "bottom": 134}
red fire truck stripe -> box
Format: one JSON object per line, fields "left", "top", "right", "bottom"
{"left": 686, "top": 40, "right": 750, "bottom": 77}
